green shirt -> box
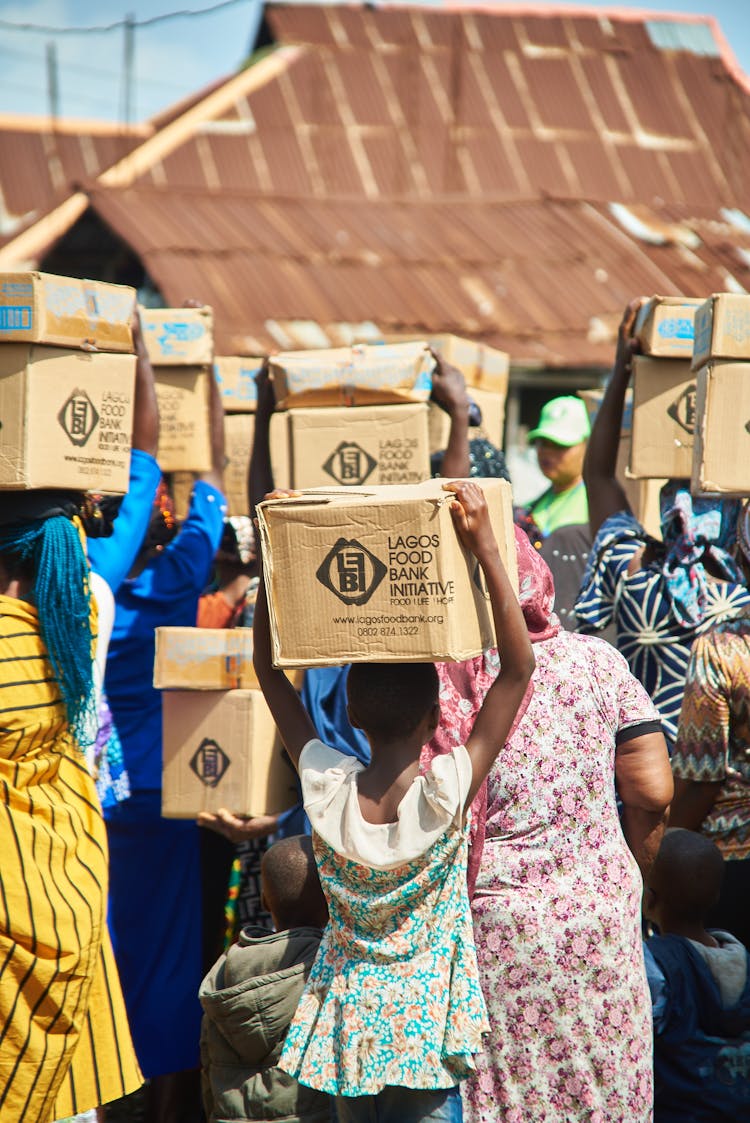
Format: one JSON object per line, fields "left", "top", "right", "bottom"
{"left": 528, "top": 481, "right": 589, "bottom": 536}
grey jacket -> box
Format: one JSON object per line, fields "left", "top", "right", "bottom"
{"left": 199, "top": 925, "right": 332, "bottom": 1123}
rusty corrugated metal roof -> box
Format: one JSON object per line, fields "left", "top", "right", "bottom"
{"left": 5, "top": 4, "right": 750, "bottom": 368}
{"left": 0, "top": 116, "right": 149, "bottom": 242}
{"left": 125, "top": 4, "right": 750, "bottom": 213}
{"left": 87, "top": 183, "right": 750, "bottom": 366}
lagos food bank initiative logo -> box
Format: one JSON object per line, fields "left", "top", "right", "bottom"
{"left": 666, "top": 383, "right": 696, "bottom": 434}
{"left": 323, "top": 441, "right": 377, "bottom": 485}
{"left": 58, "top": 388, "right": 99, "bottom": 447}
{"left": 316, "top": 538, "right": 387, "bottom": 605}
{"left": 190, "top": 738, "right": 230, "bottom": 787}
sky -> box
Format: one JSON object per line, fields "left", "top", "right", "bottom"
{"left": 0, "top": 0, "right": 748, "bottom": 123}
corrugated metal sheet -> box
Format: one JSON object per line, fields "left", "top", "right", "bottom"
{"left": 118, "top": 5, "right": 750, "bottom": 212}
{"left": 87, "top": 184, "right": 750, "bottom": 366}
{"left": 0, "top": 118, "right": 148, "bottom": 241}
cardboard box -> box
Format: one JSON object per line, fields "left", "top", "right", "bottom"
{"left": 161, "top": 689, "right": 299, "bottom": 818}
{"left": 141, "top": 306, "right": 214, "bottom": 366}
{"left": 270, "top": 342, "right": 434, "bottom": 409}
{"left": 257, "top": 478, "right": 518, "bottom": 667}
{"left": 692, "top": 361, "right": 750, "bottom": 495}
{"left": 629, "top": 356, "right": 695, "bottom": 479}
{"left": 429, "top": 334, "right": 509, "bottom": 448}
{"left": 289, "top": 404, "right": 429, "bottom": 489}
{"left": 154, "top": 366, "right": 212, "bottom": 473}
{"left": 224, "top": 413, "right": 291, "bottom": 515}
{"left": 634, "top": 296, "right": 703, "bottom": 358}
{"left": 170, "top": 470, "right": 196, "bottom": 520}
{"left": 0, "top": 344, "right": 135, "bottom": 491}
{"left": 155, "top": 626, "right": 304, "bottom": 691}
{"left": 692, "top": 294, "right": 750, "bottom": 370}
{"left": 215, "top": 355, "right": 264, "bottom": 413}
{"left": 155, "top": 626, "right": 258, "bottom": 690}
{"left": 0, "top": 272, "right": 135, "bottom": 352}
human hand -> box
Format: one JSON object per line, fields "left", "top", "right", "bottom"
{"left": 196, "top": 809, "right": 280, "bottom": 844}
{"left": 614, "top": 299, "right": 643, "bottom": 381}
{"left": 263, "top": 489, "right": 302, "bottom": 503}
{"left": 181, "top": 298, "right": 205, "bottom": 309}
{"left": 131, "top": 306, "right": 147, "bottom": 357}
{"left": 430, "top": 352, "right": 470, "bottom": 415}
{"left": 444, "top": 480, "right": 498, "bottom": 560}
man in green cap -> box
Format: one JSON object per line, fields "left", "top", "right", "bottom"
{"left": 527, "top": 395, "right": 591, "bottom": 536}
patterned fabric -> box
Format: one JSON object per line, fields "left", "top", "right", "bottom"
{"left": 461, "top": 630, "right": 659, "bottom": 1123}
{"left": 93, "top": 691, "right": 131, "bottom": 810}
{"left": 658, "top": 484, "right": 742, "bottom": 627}
{"left": 0, "top": 595, "right": 142, "bottom": 1122}
{"left": 673, "top": 614, "right": 750, "bottom": 861}
{"left": 514, "top": 524, "right": 561, "bottom": 643}
{"left": 280, "top": 745, "right": 488, "bottom": 1096}
{"left": 575, "top": 510, "right": 750, "bottom": 743}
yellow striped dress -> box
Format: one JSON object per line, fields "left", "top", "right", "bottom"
{"left": 0, "top": 595, "right": 142, "bottom": 1123}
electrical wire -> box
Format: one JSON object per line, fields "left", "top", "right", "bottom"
{"left": 0, "top": 0, "right": 250, "bottom": 36}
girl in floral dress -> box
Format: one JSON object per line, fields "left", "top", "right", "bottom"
{"left": 253, "top": 481, "right": 535, "bottom": 1122}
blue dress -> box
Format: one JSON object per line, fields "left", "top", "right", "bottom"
{"left": 104, "top": 479, "right": 226, "bottom": 1078}
{"left": 575, "top": 510, "right": 750, "bottom": 744}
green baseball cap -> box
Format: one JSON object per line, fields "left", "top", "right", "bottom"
{"left": 528, "top": 396, "right": 591, "bottom": 447}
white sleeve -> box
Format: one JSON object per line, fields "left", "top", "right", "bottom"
{"left": 299, "top": 739, "right": 361, "bottom": 810}
{"left": 421, "top": 745, "right": 473, "bottom": 820}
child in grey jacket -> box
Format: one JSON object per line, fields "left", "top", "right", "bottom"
{"left": 199, "top": 835, "right": 332, "bottom": 1123}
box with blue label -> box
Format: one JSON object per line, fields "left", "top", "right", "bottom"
{"left": 692, "top": 294, "right": 750, "bottom": 371}
{"left": 141, "top": 306, "right": 213, "bottom": 366}
{"left": 214, "top": 355, "right": 264, "bottom": 412}
{"left": 270, "top": 342, "right": 435, "bottom": 409}
{"left": 257, "top": 477, "right": 517, "bottom": 667}
{"left": 0, "top": 344, "right": 135, "bottom": 491}
{"left": 629, "top": 356, "right": 695, "bottom": 479}
{"left": 635, "top": 296, "right": 703, "bottom": 359}
{"left": 0, "top": 272, "right": 135, "bottom": 352}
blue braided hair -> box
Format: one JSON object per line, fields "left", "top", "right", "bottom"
{"left": 0, "top": 514, "right": 95, "bottom": 747}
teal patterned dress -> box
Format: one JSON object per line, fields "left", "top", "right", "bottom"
{"left": 279, "top": 743, "right": 489, "bottom": 1096}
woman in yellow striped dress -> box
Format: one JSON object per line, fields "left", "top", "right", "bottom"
{"left": 0, "top": 492, "right": 142, "bottom": 1123}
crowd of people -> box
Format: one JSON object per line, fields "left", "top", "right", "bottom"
{"left": 1, "top": 300, "right": 749, "bottom": 1123}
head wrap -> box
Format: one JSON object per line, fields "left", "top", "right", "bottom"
{"left": 216, "top": 516, "right": 256, "bottom": 567}
{"left": 658, "top": 483, "right": 742, "bottom": 627}
{"left": 736, "top": 502, "right": 750, "bottom": 567}
{"left": 514, "top": 524, "right": 560, "bottom": 643}
{"left": 0, "top": 500, "right": 95, "bottom": 747}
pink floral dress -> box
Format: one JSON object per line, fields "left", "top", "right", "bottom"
{"left": 438, "top": 632, "right": 659, "bottom": 1123}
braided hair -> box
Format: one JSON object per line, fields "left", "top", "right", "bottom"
{"left": 0, "top": 508, "right": 95, "bottom": 748}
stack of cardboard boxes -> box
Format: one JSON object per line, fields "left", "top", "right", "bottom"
{"left": 691, "top": 294, "right": 750, "bottom": 496}
{"left": 629, "top": 296, "right": 704, "bottom": 484}
{"left": 154, "top": 627, "right": 299, "bottom": 818}
{"left": 0, "top": 271, "right": 137, "bottom": 493}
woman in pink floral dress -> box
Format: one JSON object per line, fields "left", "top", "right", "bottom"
{"left": 426, "top": 529, "right": 674, "bottom": 1122}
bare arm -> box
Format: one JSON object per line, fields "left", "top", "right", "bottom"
{"left": 199, "top": 367, "right": 225, "bottom": 493}
{"left": 445, "top": 482, "right": 536, "bottom": 806}
{"left": 130, "top": 309, "right": 159, "bottom": 456}
{"left": 584, "top": 300, "right": 642, "bottom": 538}
{"left": 668, "top": 776, "right": 721, "bottom": 831}
{"left": 253, "top": 534, "right": 317, "bottom": 770}
{"left": 248, "top": 361, "right": 275, "bottom": 521}
{"left": 616, "top": 730, "right": 673, "bottom": 878}
{"left": 431, "top": 354, "right": 471, "bottom": 479}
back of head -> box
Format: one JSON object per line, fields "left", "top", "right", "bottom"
{"left": 261, "top": 835, "right": 327, "bottom": 932}
{"left": 0, "top": 490, "right": 95, "bottom": 746}
{"left": 347, "top": 661, "right": 439, "bottom": 742}
{"left": 648, "top": 828, "right": 725, "bottom": 926}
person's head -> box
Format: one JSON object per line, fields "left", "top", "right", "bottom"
{"left": 100, "top": 478, "right": 178, "bottom": 568}
{"left": 528, "top": 397, "right": 591, "bottom": 492}
{"left": 346, "top": 662, "right": 440, "bottom": 747}
{"left": 260, "top": 835, "right": 328, "bottom": 931}
{"left": 734, "top": 501, "right": 750, "bottom": 585}
{"left": 645, "top": 828, "right": 725, "bottom": 933}
{"left": 0, "top": 489, "right": 97, "bottom": 746}
{"left": 213, "top": 516, "right": 257, "bottom": 580}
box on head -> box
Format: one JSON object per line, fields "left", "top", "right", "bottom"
{"left": 257, "top": 478, "right": 517, "bottom": 668}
